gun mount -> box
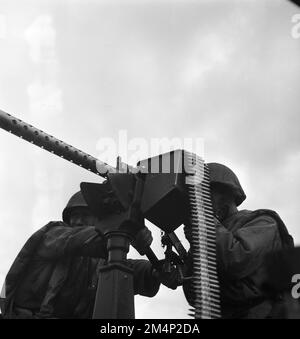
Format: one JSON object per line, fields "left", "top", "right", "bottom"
{"left": 0, "top": 109, "right": 221, "bottom": 319}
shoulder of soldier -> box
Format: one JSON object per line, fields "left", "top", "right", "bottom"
{"left": 40, "top": 220, "right": 70, "bottom": 233}
{"left": 223, "top": 209, "right": 282, "bottom": 236}
{"left": 44, "top": 220, "right": 69, "bottom": 228}
{"left": 238, "top": 209, "right": 280, "bottom": 226}
{"left": 4, "top": 221, "right": 68, "bottom": 291}
{"left": 250, "top": 209, "right": 294, "bottom": 248}
{"left": 236, "top": 209, "right": 294, "bottom": 247}
{"left": 22, "top": 221, "right": 70, "bottom": 249}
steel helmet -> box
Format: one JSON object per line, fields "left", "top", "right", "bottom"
{"left": 62, "top": 191, "right": 89, "bottom": 224}
{"left": 207, "top": 162, "right": 246, "bottom": 206}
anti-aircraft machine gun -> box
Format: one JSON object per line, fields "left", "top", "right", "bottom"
{"left": 0, "top": 109, "right": 221, "bottom": 319}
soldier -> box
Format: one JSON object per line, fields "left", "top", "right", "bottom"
{"left": 1, "top": 190, "right": 170, "bottom": 319}
{"left": 183, "top": 162, "right": 294, "bottom": 319}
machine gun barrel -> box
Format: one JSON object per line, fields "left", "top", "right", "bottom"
{"left": 0, "top": 109, "right": 114, "bottom": 178}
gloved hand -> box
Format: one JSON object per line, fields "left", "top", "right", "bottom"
{"left": 153, "top": 260, "right": 180, "bottom": 290}
{"left": 131, "top": 226, "right": 153, "bottom": 255}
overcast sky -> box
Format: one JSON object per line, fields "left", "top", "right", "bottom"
{"left": 0, "top": 0, "right": 299, "bottom": 318}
